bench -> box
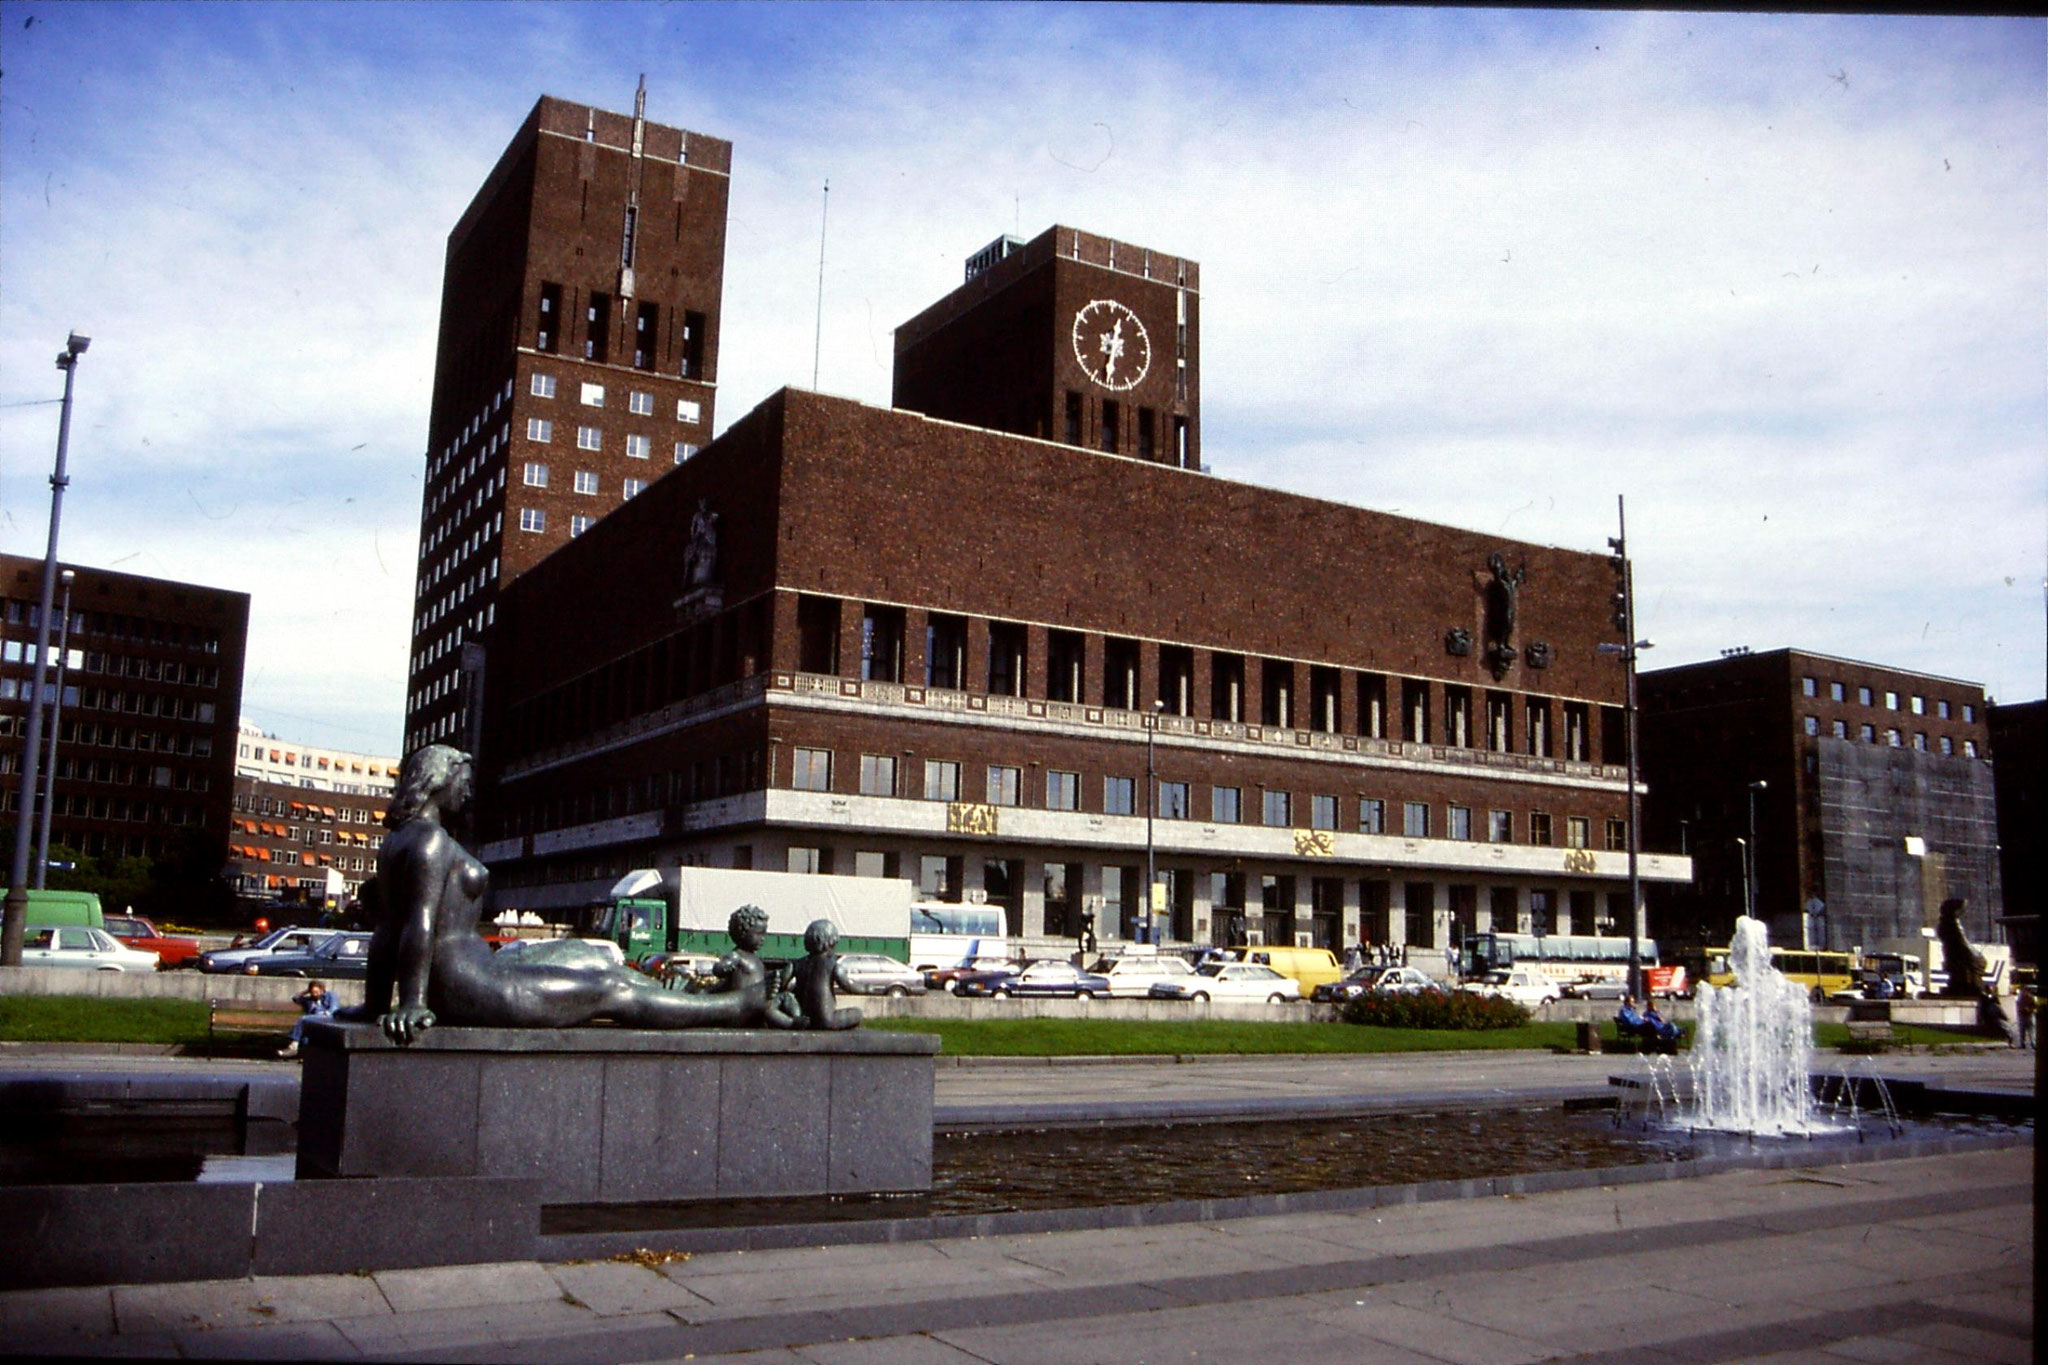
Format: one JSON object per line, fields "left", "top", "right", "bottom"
{"left": 207, "top": 999, "right": 302, "bottom": 1051}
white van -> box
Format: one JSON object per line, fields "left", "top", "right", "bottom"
{"left": 1085, "top": 953, "right": 1196, "bottom": 998}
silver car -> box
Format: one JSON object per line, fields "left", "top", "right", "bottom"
{"left": 835, "top": 954, "right": 928, "bottom": 997}
{"left": 196, "top": 926, "right": 340, "bottom": 973}
{"left": 22, "top": 925, "right": 162, "bottom": 972}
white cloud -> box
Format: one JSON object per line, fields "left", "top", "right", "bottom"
{"left": 1, "top": 5, "right": 2040, "bottom": 752}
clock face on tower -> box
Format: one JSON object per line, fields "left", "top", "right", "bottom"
{"left": 1071, "top": 299, "right": 1152, "bottom": 392}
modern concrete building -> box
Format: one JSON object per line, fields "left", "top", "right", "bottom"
{"left": 227, "top": 722, "right": 396, "bottom": 905}
{"left": 1639, "top": 648, "right": 2001, "bottom": 954}
{"left": 0, "top": 553, "right": 248, "bottom": 871}
{"left": 404, "top": 89, "right": 731, "bottom": 756}
{"left": 458, "top": 227, "right": 1688, "bottom": 956}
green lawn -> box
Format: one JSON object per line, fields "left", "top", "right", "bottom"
{"left": 865, "top": 1017, "right": 1585, "bottom": 1055}
{"left": 0, "top": 996, "right": 214, "bottom": 1046}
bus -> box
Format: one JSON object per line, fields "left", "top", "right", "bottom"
{"left": 1702, "top": 946, "right": 1858, "bottom": 1000}
{"left": 1459, "top": 931, "right": 1674, "bottom": 997}
{"left": 908, "top": 901, "right": 1008, "bottom": 973}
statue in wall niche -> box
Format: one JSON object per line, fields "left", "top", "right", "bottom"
{"left": 347, "top": 744, "right": 781, "bottom": 1043}
{"left": 683, "top": 498, "right": 720, "bottom": 587}
{"left": 1481, "top": 551, "right": 1527, "bottom": 679}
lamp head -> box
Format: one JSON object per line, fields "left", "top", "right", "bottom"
{"left": 67, "top": 332, "right": 91, "bottom": 357}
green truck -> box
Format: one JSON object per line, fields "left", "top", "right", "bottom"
{"left": 0, "top": 888, "right": 105, "bottom": 930}
{"left": 591, "top": 867, "right": 913, "bottom": 966}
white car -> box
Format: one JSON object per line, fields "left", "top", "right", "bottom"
{"left": 1460, "top": 967, "right": 1560, "bottom": 1008}
{"left": 197, "top": 926, "right": 341, "bottom": 973}
{"left": 835, "top": 954, "right": 928, "bottom": 996}
{"left": 22, "top": 925, "right": 163, "bottom": 971}
{"left": 1085, "top": 953, "right": 1196, "bottom": 997}
{"left": 1311, "top": 965, "right": 1437, "bottom": 1003}
{"left": 1148, "top": 962, "right": 1301, "bottom": 1003}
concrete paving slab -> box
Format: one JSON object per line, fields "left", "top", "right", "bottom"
{"left": 331, "top": 1296, "right": 614, "bottom": 1355}
{"left": 671, "top": 1239, "right": 958, "bottom": 1279}
{"left": 935, "top": 1293, "right": 1442, "bottom": 1365}
{"left": 1921, "top": 1285, "right": 2036, "bottom": 1331}
{"left": 110, "top": 1272, "right": 391, "bottom": 1334}
{"left": 994, "top": 1223, "right": 1299, "bottom": 1281}
{"left": 794, "top": 1333, "right": 1006, "bottom": 1364}
{"left": 0, "top": 1282, "right": 113, "bottom": 1338}
{"left": 1888, "top": 1318, "right": 2033, "bottom": 1365}
{"left": 549, "top": 1260, "right": 712, "bottom": 1318}
{"left": 1817, "top": 1333, "right": 1980, "bottom": 1364}
{"left": 168, "top": 1318, "right": 366, "bottom": 1359}
{"left": 369, "top": 1259, "right": 561, "bottom": 1314}
{"left": 672, "top": 1249, "right": 1051, "bottom": 1312}
{"left": 1308, "top": 1294, "right": 1559, "bottom": 1365}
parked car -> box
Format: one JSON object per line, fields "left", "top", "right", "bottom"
{"left": 1309, "top": 964, "right": 1436, "bottom": 1003}
{"left": 102, "top": 914, "right": 202, "bottom": 969}
{"left": 197, "top": 926, "right": 341, "bottom": 974}
{"left": 1085, "top": 953, "right": 1196, "bottom": 998}
{"left": 1459, "top": 967, "right": 1560, "bottom": 1008}
{"left": 1222, "top": 946, "right": 1344, "bottom": 993}
{"left": 956, "top": 960, "right": 1111, "bottom": 999}
{"left": 835, "top": 954, "right": 928, "bottom": 997}
{"left": 21, "top": 924, "right": 163, "bottom": 972}
{"left": 1149, "top": 961, "right": 1301, "bottom": 1003}
{"left": 1561, "top": 978, "right": 1628, "bottom": 1001}
{"left": 927, "top": 958, "right": 1021, "bottom": 994}
{"left": 245, "top": 932, "right": 373, "bottom": 979}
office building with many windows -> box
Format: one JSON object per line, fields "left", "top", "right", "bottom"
{"left": 404, "top": 89, "right": 730, "bottom": 755}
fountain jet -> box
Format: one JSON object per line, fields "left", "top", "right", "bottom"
{"left": 1690, "top": 916, "right": 1819, "bottom": 1135}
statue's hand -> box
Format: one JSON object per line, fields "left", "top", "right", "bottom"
{"left": 380, "top": 1006, "right": 437, "bottom": 1046}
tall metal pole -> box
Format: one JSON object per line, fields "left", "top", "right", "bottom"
{"left": 811, "top": 179, "right": 829, "bottom": 390}
{"left": 3, "top": 332, "right": 89, "bottom": 967}
{"left": 1746, "top": 780, "right": 1767, "bottom": 922}
{"left": 1607, "top": 495, "right": 1646, "bottom": 1001}
{"left": 34, "top": 571, "right": 77, "bottom": 887}
{"left": 1144, "top": 703, "right": 1159, "bottom": 945}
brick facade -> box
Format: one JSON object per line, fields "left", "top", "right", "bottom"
{"left": 1639, "top": 648, "right": 2000, "bottom": 953}
{"left": 472, "top": 388, "right": 1688, "bottom": 957}
{"left": 406, "top": 92, "right": 730, "bottom": 753}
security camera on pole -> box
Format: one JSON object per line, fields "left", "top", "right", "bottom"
{"left": 3, "top": 332, "right": 90, "bottom": 968}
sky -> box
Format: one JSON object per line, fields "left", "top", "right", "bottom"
{"left": 1, "top": 3, "right": 2042, "bottom": 756}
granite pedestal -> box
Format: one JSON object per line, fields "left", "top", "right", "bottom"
{"left": 296, "top": 1022, "right": 939, "bottom": 1204}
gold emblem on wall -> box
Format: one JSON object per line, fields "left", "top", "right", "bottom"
{"left": 948, "top": 803, "right": 1000, "bottom": 836}
{"left": 1562, "top": 848, "right": 1597, "bottom": 874}
{"left": 1293, "top": 830, "right": 1335, "bottom": 858}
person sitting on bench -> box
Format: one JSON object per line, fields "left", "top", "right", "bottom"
{"left": 1641, "top": 1000, "right": 1681, "bottom": 1050}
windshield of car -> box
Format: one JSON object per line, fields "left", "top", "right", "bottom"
{"left": 1195, "top": 963, "right": 1228, "bottom": 977}
{"left": 105, "top": 916, "right": 145, "bottom": 937}
{"left": 1481, "top": 971, "right": 1511, "bottom": 984}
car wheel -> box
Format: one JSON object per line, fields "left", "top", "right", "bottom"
{"left": 1191, "top": 991, "right": 1210, "bottom": 1003}
{"left": 885, "top": 985, "right": 908, "bottom": 998}
{"left": 1081, "top": 990, "right": 1101, "bottom": 1001}
{"left": 993, "top": 987, "right": 1010, "bottom": 999}
{"left": 1268, "top": 993, "right": 1288, "bottom": 1003}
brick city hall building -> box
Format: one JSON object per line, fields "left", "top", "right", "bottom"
{"left": 423, "top": 98, "right": 1691, "bottom": 951}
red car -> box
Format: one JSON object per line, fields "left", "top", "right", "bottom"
{"left": 102, "top": 914, "right": 201, "bottom": 969}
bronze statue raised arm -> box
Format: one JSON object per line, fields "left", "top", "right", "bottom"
{"left": 346, "top": 745, "right": 773, "bottom": 1043}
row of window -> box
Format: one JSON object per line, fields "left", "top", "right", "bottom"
{"left": 0, "top": 642, "right": 222, "bottom": 689}
{"left": 517, "top": 508, "right": 596, "bottom": 537}
{"left": 1, "top": 599, "right": 226, "bottom": 653}
{"left": 533, "top": 283, "right": 707, "bottom": 377}
{"left": 529, "top": 371, "right": 703, "bottom": 425}
{"left": 789, "top": 749, "right": 1618, "bottom": 848}
{"left": 17, "top": 790, "right": 209, "bottom": 824}
{"left": 1800, "top": 675, "right": 1975, "bottom": 722}
{"left": 520, "top": 463, "right": 648, "bottom": 499}
{"left": 806, "top": 597, "right": 1612, "bottom": 761}
{"left": 523, "top": 419, "right": 698, "bottom": 465}
{"left": 1803, "top": 715, "right": 1978, "bottom": 755}
{"left": 232, "top": 794, "right": 382, "bottom": 823}
{"left": 11, "top": 752, "right": 214, "bottom": 795}
{"left": 234, "top": 745, "right": 388, "bottom": 778}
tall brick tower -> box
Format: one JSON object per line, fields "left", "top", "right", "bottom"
{"left": 892, "top": 226, "right": 1200, "bottom": 470}
{"left": 405, "top": 86, "right": 730, "bottom": 755}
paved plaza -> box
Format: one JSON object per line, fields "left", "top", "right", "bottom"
{"left": 0, "top": 1046, "right": 2034, "bottom": 1362}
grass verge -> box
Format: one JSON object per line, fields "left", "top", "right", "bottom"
{"left": 864, "top": 1017, "right": 1584, "bottom": 1056}
{"left": 0, "top": 996, "right": 213, "bottom": 1046}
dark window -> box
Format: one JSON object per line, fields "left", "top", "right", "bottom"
{"left": 860, "top": 604, "right": 905, "bottom": 683}
{"left": 1357, "top": 672, "right": 1387, "bottom": 739}
{"left": 1103, "top": 637, "right": 1140, "bottom": 710}
{"left": 1158, "top": 645, "right": 1193, "bottom": 716}
{"left": 537, "top": 282, "right": 562, "bottom": 352}
{"left": 1137, "top": 407, "right": 1156, "bottom": 461}
{"left": 1210, "top": 652, "right": 1245, "bottom": 722}
{"left": 1261, "top": 659, "right": 1294, "bottom": 728}
{"left": 633, "top": 301, "right": 659, "bottom": 370}
{"left": 1309, "top": 666, "right": 1341, "bottom": 733}
{"left": 1099, "top": 400, "right": 1119, "bottom": 453}
{"left": 1046, "top": 629, "right": 1085, "bottom": 702}
{"left": 796, "top": 596, "right": 840, "bottom": 674}
{"left": 585, "top": 291, "right": 612, "bottom": 361}
{"left": 926, "top": 614, "right": 966, "bottom": 689}
{"left": 1401, "top": 679, "right": 1430, "bottom": 744}
{"left": 681, "top": 310, "right": 707, "bottom": 378}
{"left": 1063, "top": 391, "right": 1083, "bottom": 445}
{"left": 987, "top": 621, "right": 1026, "bottom": 696}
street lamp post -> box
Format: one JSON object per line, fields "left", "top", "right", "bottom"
{"left": 3, "top": 332, "right": 90, "bottom": 968}
{"left": 34, "top": 570, "right": 78, "bottom": 888}
{"left": 1144, "top": 699, "right": 1164, "bottom": 945}
{"left": 1598, "top": 495, "right": 1652, "bottom": 1001}
{"left": 1745, "top": 779, "right": 1767, "bottom": 924}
